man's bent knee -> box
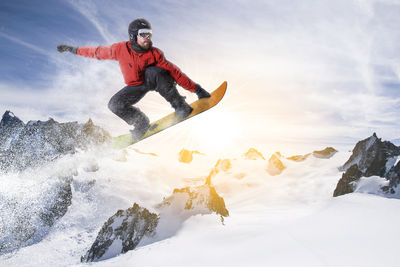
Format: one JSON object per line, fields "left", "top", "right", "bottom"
{"left": 108, "top": 95, "right": 121, "bottom": 114}
{"left": 145, "top": 66, "right": 174, "bottom": 90}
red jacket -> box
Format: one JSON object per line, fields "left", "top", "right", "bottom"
{"left": 76, "top": 41, "right": 196, "bottom": 92}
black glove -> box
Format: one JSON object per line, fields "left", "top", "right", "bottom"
{"left": 195, "top": 84, "right": 211, "bottom": 99}
{"left": 57, "top": 44, "right": 78, "bottom": 54}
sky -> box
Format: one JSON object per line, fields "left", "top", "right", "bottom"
{"left": 0, "top": 0, "right": 399, "bottom": 153}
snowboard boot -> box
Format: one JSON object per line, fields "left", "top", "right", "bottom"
{"left": 151, "top": 72, "right": 193, "bottom": 120}
{"left": 171, "top": 97, "right": 193, "bottom": 119}
{"left": 129, "top": 112, "right": 150, "bottom": 140}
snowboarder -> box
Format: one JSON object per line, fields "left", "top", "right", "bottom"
{"left": 57, "top": 18, "right": 210, "bottom": 140}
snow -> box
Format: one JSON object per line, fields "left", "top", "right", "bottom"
{"left": 93, "top": 194, "right": 400, "bottom": 267}
{"left": 348, "top": 154, "right": 362, "bottom": 170}
{"left": 1, "top": 146, "right": 400, "bottom": 267}
{"left": 99, "top": 238, "right": 123, "bottom": 262}
{"left": 354, "top": 176, "right": 389, "bottom": 195}
{"left": 0, "top": 128, "right": 22, "bottom": 151}
{"left": 365, "top": 134, "right": 377, "bottom": 151}
{"left": 385, "top": 156, "right": 398, "bottom": 174}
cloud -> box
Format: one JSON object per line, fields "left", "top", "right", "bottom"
{"left": 0, "top": 32, "right": 50, "bottom": 57}
{"left": 1, "top": 0, "right": 399, "bottom": 145}
{"left": 67, "top": 0, "right": 118, "bottom": 43}
{"left": 0, "top": 31, "right": 79, "bottom": 71}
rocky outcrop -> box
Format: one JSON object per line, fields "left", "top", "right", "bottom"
{"left": 158, "top": 184, "right": 229, "bottom": 218}
{"left": 312, "top": 147, "right": 338, "bottom": 159}
{"left": 267, "top": 152, "right": 286, "bottom": 175}
{"left": 82, "top": 184, "right": 229, "bottom": 262}
{"left": 339, "top": 133, "right": 400, "bottom": 175}
{"left": 178, "top": 148, "right": 203, "bottom": 163}
{"left": 0, "top": 176, "right": 72, "bottom": 254}
{"left": 383, "top": 160, "right": 400, "bottom": 193}
{"left": 205, "top": 159, "right": 232, "bottom": 185}
{"left": 0, "top": 111, "right": 111, "bottom": 172}
{"left": 0, "top": 111, "right": 110, "bottom": 254}
{"left": 287, "top": 154, "right": 311, "bottom": 162}
{"left": 39, "top": 178, "right": 73, "bottom": 227}
{"left": 243, "top": 148, "right": 265, "bottom": 160}
{"left": 0, "top": 111, "right": 24, "bottom": 151}
{"left": 81, "top": 203, "right": 159, "bottom": 262}
{"left": 334, "top": 133, "right": 400, "bottom": 197}
{"left": 287, "top": 147, "right": 337, "bottom": 162}
{"left": 333, "top": 165, "right": 363, "bottom": 197}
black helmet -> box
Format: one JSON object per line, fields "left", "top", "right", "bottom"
{"left": 128, "top": 18, "right": 151, "bottom": 43}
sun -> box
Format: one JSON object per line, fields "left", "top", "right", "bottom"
{"left": 189, "top": 109, "right": 241, "bottom": 150}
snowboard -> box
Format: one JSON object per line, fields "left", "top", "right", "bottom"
{"left": 111, "top": 81, "right": 227, "bottom": 149}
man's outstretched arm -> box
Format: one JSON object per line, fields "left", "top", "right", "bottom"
{"left": 57, "top": 43, "right": 119, "bottom": 60}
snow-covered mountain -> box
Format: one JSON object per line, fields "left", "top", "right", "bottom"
{"left": 0, "top": 111, "right": 110, "bottom": 254}
{"left": 1, "top": 112, "right": 400, "bottom": 267}
{"left": 334, "top": 133, "right": 400, "bottom": 197}
{"left": 0, "top": 111, "right": 110, "bottom": 172}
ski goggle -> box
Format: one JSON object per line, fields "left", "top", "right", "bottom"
{"left": 138, "top": 29, "right": 152, "bottom": 39}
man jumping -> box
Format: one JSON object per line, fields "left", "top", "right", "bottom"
{"left": 57, "top": 18, "right": 210, "bottom": 140}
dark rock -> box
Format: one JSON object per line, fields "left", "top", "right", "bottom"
{"left": 81, "top": 203, "right": 159, "bottom": 262}
{"left": 334, "top": 133, "right": 400, "bottom": 197}
{"left": 0, "top": 111, "right": 24, "bottom": 151}
{"left": 339, "top": 133, "right": 400, "bottom": 175}
{"left": 0, "top": 177, "right": 72, "bottom": 254}
{"left": 383, "top": 161, "right": 400, "bottom": 193}
{"left": 0, "top": 111, "right": 24, "bottom": 128}
{"left": 313, "top": 147, "right": 338, "bottom": 159}
{"left": 333, "top": 165, "right": 362, "bottom": 197}
{"left": 0, "top": 111, "right": 111, "bottom": 173}
{"left": 39, "top": 177, "right": 73, "bottom": 227}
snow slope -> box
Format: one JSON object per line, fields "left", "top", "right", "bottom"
{"left": 1, "top": 146, "right": 400, "bottom": 267}
{"left": 96, "top": 194, "right": 400, "bottom": 267}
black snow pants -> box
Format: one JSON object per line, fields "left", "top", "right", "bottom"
{"left": 108, "top": 66, "right": 185, "bottom": 126}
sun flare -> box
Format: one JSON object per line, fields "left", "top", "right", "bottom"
{"left": 190, "top": 109, "right": 241, "bottom": 149}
